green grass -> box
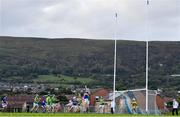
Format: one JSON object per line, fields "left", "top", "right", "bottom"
{"left": 0, "top": 113, "right": 176, "bottom": 117}
{"left": 34, "top": 75, "right": 94, "bottom": 84}
{"left": 5, "top": 75, "right": 94, "bottom": 84}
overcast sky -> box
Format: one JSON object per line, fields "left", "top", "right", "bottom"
{"left": 0, "top": 0, "right": 180, "bottom": 41}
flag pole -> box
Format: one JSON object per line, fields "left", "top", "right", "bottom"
{"left": 145, "top": 0, "right": 149, "bottom": 113}
{"left": 113, "top": 13, "right": 118, "bottom": 112}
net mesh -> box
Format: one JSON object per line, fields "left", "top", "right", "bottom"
{"left": 108, "top": 89, "right": 160, "bottom": 114}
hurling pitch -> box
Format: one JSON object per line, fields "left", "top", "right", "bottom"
{"left": 0, "top": 113, "right": 175, "bottom": 117}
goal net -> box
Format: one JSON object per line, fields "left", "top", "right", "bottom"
{"left": 108, "top": 88, "right": 160, "bottom": 114}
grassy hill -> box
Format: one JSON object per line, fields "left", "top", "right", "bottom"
{"left": 34, "top": 75, "right": 93, "bottom": 83}
{"left": 0, "top": 36, "right": 180, "bottom": 96}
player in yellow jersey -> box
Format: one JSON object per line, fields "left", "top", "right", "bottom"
{"left": 131, "top": 98, "right": 138, "bottom": 114}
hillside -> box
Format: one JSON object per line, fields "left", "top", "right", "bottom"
{"left": 0, "top": 36, "right": 180, "bottom": 96}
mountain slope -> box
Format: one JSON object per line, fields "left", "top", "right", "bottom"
{"left": 0, "top": 36, "right": 180, "bottom": 95}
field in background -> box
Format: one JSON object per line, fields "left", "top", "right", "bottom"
{"left": 33, "top": 75, "right": 94, "bottom": 88}
{"left": 35, "top": 75, "right": 94, "bottom": 84}
{"left": 0, "top": 113, "right": 176, "bottom": 117}
{"left": 6, "top": 74, "right": 94, "bottom": 88}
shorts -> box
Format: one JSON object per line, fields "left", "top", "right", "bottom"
{"left": 2, "top": 103, "right": 7, "bottom": 108}
{"left": 84, "top": 99, "right": 89, "bottom": 105}
{"left": 41, "top": 103, "right": 46, "bottom": 107}
{"left": 46, "top": 104, "right": 51, "bottom": 108}
{"left": 33, "top": 103, "right": 39, "bottom": 107}
{"left": 52, "top": 103, "right": 56, "bottom": 108}
{"left": 132, "top": 106, "right": 137, "bottom": 110}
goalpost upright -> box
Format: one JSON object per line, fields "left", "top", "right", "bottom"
{"left": 113, "top": 12, "right": 118, "bottom": 112}
{"left": 146, "top": 0, "right": 150, "bottom": 112}
{"left": 113, "top": 0, "right": 150, "bottom": 113}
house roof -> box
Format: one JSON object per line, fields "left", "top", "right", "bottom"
{"left": 90, "top": 88, "right": 110, "bottom": 94}
{"left": 163, "top": 97, "right": 173, "bottom": 102}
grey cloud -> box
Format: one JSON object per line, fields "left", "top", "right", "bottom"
{"left": 0, "top": 0, "right": 2, "bottom": 35}
{"left": 0, "top": 0, "right": 180, "bottom": 41}
{"left": 148, "top": 0, "right": 180, "bottom": 40}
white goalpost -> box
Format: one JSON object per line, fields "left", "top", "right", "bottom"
{"left": 113, "top": 0, "right": 150, "bottom": 114}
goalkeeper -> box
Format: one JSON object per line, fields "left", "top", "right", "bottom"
{"left": 131, "top": 98, "right": 138, "bottom": 114}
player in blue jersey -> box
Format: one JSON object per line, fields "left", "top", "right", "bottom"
{"left": 41, "top": 95, "right": 46, "bottom": 113}
{"left": 1, "top": 95, "right": 8, "bottom": 112}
